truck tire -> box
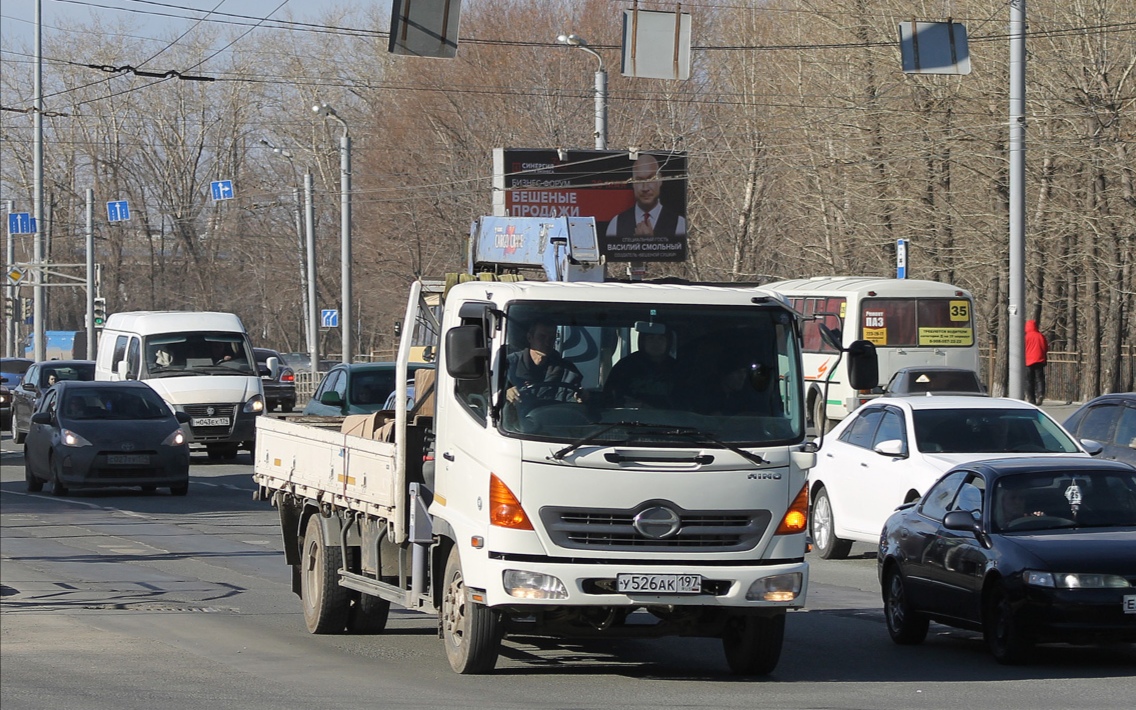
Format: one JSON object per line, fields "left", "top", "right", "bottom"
{"left": 721, "top": 611, "right": 785, "bottom": 676}
{"left": 347, "top": 593, "right": 390, "bottom": 634}
{"left": 441, "top": 546, "right": 501, "bottom": 674}
{"left": 810, "top": 487, "right": 852, "bottom": 559}
{"left": 301, "top": 515, "right": 350, "bottom": 634}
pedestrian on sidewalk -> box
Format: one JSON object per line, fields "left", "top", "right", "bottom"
{"left": 1025, "top": 319, "right": 1049, "bottom": 405}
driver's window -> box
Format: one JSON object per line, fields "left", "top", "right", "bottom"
{"left": 919, "top": 470, "right": 967, "bottom": 522}
{"left": 126, "top": 337, "right": 141, "bottom": 379}
{"left": 454, "top": 317, "right": 489, "bottom": 424}
{"left": 40, "top": 389, "right": 58, "bottom": 415}
{"left": 314, "top": 370, "right": 338, "bottom": 398}
{"left": 873, "top": 409, "right": 905, "bottom": 447}
{"left": 949, "top": 477, "right": 985, "bottom": 519}
{"left": 331, "top": 371, "right": 348, "bottom": 399}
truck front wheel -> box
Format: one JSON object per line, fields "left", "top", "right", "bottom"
{"left": 441, "top": 546, "right": 501, "bottom": 674}
{"left": 301, "top": 515, "right": 350, "bottom": 633}
{"left": 721, "top": 611, "right": 785, "bottom": 676}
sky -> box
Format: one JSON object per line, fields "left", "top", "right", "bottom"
{"left": 0, "top": 0, "right": 385, "bottom": 43}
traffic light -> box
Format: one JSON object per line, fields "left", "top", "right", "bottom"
{"left": 21, "top": 298, "right": 32, "bottom": 321}
{"left": 93, "top": 297, "right": 107, "bottom": 327}
{"left": 3, "top": 296, "right": 11, "bottom": 320}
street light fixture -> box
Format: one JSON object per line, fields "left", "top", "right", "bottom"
{"left": 556, "top": 33, "right": 607, "bottom": 150}
{"left": 261, "top": 139, "right": 318, "bottom": 373}
{"left": 312, "top": 101, "right": 353, "bottom": 363}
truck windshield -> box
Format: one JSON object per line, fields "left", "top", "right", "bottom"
{"left": 498, "top": 300, "right": 803, "bottom": 446}
{"left": 142, "top": 332, "right": 256, "bottom": 378}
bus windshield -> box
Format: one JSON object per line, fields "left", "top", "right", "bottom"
{"left": 496, "top": 300, "right": 804, "bottom": 446}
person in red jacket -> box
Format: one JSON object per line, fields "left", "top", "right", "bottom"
{"left": 1024, "top": 319, "right": 1049, "bottom": 405}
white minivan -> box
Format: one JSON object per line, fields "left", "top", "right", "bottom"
{"left": 96, "top": 311, "right": 266, "bottom": 459}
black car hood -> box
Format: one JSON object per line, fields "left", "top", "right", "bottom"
{"left": 1002, "top": 529, "right": 1136, "bottom": 576}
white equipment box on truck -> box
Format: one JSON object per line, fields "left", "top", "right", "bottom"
{"left": 254, "top": 224, "right": 877, "bottom": 675}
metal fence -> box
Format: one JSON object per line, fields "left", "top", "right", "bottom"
{"left": 295, "top": 371, "right": 322, "bottom": 407}
{"left": 982, "top": 346, "right": 1134, "bottom": 404}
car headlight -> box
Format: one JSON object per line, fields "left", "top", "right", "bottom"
{"left": 161, "top": 428, "right": 186, "bottom": 446}
{"left": 243, "top": 394, "right": 264, "bottom": 413}
{"left": 1025, "top": 570, "right": 1132, "bottom": 589}
{"left": 61, "top": 428, "right": 92, "bottom": 447}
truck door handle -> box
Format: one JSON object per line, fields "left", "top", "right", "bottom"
{"left": 442, "top": 452, "right": 455, "bottom": 461}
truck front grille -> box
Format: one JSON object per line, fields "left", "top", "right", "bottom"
{"left": 540, "top": 503, "right": 771, "bottom": 552}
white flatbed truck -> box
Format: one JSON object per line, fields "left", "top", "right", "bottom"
{"left": 253, "top": 218, "right": 875, "bottom": 675}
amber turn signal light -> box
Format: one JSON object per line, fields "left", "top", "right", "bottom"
{"left": 489, "top": 474, "right": 533, "bottom": 530}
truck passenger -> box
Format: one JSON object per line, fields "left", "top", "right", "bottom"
{"left": 603, "top": 322, "right": 678, "bottom": 408}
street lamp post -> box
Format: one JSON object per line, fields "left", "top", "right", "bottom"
{"left": 313, "top": 102, "right": 352, "bottom": 364}
{"left": 260, "top": 139, "right": 316, "bottom": 366}
{"left": 556, "top": 33, "right": 607, "bottom": 150}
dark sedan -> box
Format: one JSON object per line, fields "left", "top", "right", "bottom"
{"left": 1063, "top": 392, "right": 1136, "bottom": 466}
{"left": 878, "top": 457, "right": 1136, "bottom": 664}
{"left": 254, "top": 348, "right": 296, "bottom": 412}
{"left": 24, "top": 381, "right": 191, "bottom": 496}
{"left": 11, "top": 359, "right": 96, "bottom": 443}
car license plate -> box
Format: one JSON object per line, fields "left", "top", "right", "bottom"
{"left": 107, "top": 454, "right": 149, "bottom": 465}
{"left": 1124, "top": 595, "right": 1136, "bottom": 614}
{"left": 192, "top": 417, "right": 230, "bottom": 427}
{"left": 616, "top": 574, "right": 701, "bottom": 594}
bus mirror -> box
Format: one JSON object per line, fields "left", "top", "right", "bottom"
{"left": 445, "top": 325, "right": 488, "bottom": 380}
{"left": 817, "top": 323, "right": 842, "bottom": 351}
{"left": 845, "top": 340, "right": 879, "bottom": 391}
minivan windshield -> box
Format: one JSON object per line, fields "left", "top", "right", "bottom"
{"left": 497, "top": 300, "right": 803, "bottom": 446}
{"left": 142, "top": 332, "right": 256, "bottom": 378}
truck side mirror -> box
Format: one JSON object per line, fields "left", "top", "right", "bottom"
{"left": 116, "top": 360, "right": 129, "bottom": 380}
{"left": 445, "top": 325, "right": 488, "bottom": 380}
{"left": 845, "top": 340, "right": 879, "bottom": 391}
{"left": 817, "top": 322, "right": 842, "bottom": 351}
{"left": 266, "top": 356, "right": 280, "bottom": 379}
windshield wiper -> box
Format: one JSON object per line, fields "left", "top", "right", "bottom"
{"left": 551, "top": 421, "right": 691, "bottom": 461}
{"left": 666, "top": 427, "right": 768, "bottom": 465}
{"left": 550, "top": 422, "right": 767, "bottom": 465}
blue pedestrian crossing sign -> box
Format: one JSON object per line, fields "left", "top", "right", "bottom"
{"left": 211, "top": 180, "right": 234, "bottom": 201}
{"left": 321, "top": 309, "right": 339, "bottom": 328}
{"left": 7, "top": 212, "right": 36, "bottom": 234}
{"left": 107, "top": 200, "right": 130, "bottom": 222}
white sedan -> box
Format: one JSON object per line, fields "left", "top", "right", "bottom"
{"left": 807, "top": 395, "right": 1098, "bottom": 558}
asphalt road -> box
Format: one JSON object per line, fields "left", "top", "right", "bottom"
{"left": 2, "top": 427, "right": 1133, "bottom": 710}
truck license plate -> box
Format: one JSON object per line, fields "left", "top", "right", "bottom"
{"left": 616, "top": 574, "right": 701, "bottom": 594}
{"left": 192, "top": 417, "right": 230, "bottom": 427}
{"left": 1125, "top": 595, "right": 1136, "bottom": 614}
{"left": 107, "top": 454, "right": 149, "bottom": 465}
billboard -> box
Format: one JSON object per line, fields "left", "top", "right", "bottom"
{"left": 492, "top": 148, "right": 688, "bottom": 262}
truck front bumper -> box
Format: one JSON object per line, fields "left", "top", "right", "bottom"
{"left": 477, "top": 554, "right": 809, "bottom": 610}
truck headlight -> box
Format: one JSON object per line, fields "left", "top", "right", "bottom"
{"left": 746, "top": 572, "right": 802, "bottom": 602}
{"left": 243, "top": 394, "right": 264, "bottom": 414}
{"left": 503, "top": 570, "right": 568, "bottom": 600}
